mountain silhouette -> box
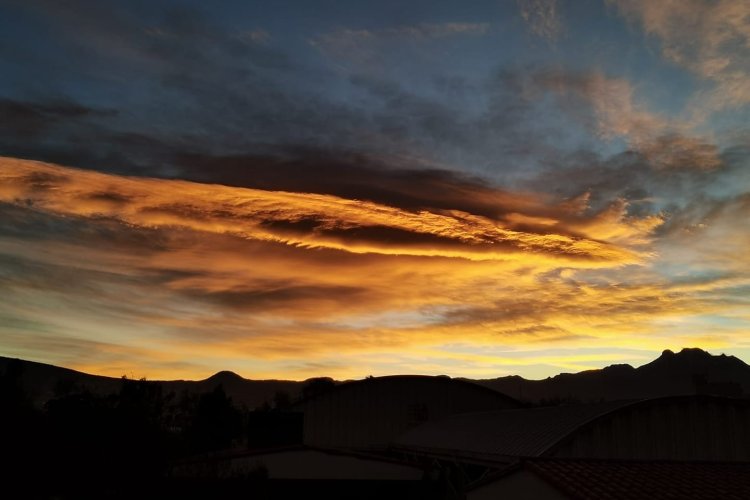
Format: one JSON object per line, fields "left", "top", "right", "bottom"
{"left": 1, "top": 347, "right": 747, "bottom": 408}
{"left": 0, "top": 357, "right": 306, "bottom": 409}
{"left": 473, "top": 348, "right": 749, "bottom": 403}
{"left": 205, "top": 370, "right": 244, "bottom": 383}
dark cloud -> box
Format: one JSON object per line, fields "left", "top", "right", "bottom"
{"left": 0, "top": 98, "right": 113, "bottom": 137}
{"left": 316, "top": 223, "right": 495, "bottom": 250}
{"left": 83, "top": 191, "right": 134, "bottom": 204}
{"left": 0, "top": 96, "right": 176, "bottom": 176}
{"left": 0, "top": 0, "right": 741, "bottom": 224}
{"left": 184, "top": 282, "right": 369, "bottom": 312}
{"left": 0, "top": 1, "right": 319, "bottom": 173}
{"left": 0, "top": 98, "right": 121, "bottom": 168}
{"left": 175, "top": 148, "right": 545, "bottom": 220}
{"left": 523, "top": 141, "right": 742, "bottom": 218}
{"left": 1, "top": 1, "right": 590, "bottom": 189}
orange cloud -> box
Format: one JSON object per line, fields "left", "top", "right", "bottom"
{"left": 2, "top": 156, "right": 744, "bottom": 381}
{"left": 0, "top": 157, "right": 654, "bottom": 263}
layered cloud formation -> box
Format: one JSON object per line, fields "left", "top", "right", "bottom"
{"left": 1, "top": 154, "right": 742, "bottom": 380}
{"left": 0, "top": 0, "right": 749, "bottom": 379}
{"left": 0, "top": 158, "right": 657, "bottom": 263}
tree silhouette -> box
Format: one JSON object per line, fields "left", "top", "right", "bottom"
{"left": 187, "top": 384, "right": 243, "bottom": 453}
{"left": 273, "top": 390, "right": 292, "bottom": 410}
{"left": 0, "top": 360, "right": 45, "bottom": 490}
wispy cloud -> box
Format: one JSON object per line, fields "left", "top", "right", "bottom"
{"left": 312, "top": 22, "right": 490, "bottom": 47}
{"left": 609, "top": 0, "right": 750, "bottom": 114}
{"left": 310, "top": 22, "right": 489, "bottom": 68}
{"left": 518, "top": 0, "right": 562, "bottom": 41}
{"left": 531, "top": 70, "right": 723, "bottom": 170}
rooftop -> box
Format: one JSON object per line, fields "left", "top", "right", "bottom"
{"left": 393, "top": 400, "right": 634, "bottom": 462}
{"left": 524, "top": 458, "right": 750, "bottom": 500}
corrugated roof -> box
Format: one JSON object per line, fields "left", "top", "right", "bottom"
{"left": 525, "top": 458, "right": 750, "bottom": 500}
{"left": 393, "top": 400, "right": 635, "bottom": 461}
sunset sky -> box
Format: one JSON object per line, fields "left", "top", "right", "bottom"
{"left": 1, "top": 0, "right": 749, "bottom": 380}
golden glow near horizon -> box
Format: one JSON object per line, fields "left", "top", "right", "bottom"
{"left": 2, "top": 156, "right": 748, "bottom": 380}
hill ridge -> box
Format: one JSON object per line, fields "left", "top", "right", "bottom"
{"left": 2, "top": 347, "right": 748, "bottom": 407}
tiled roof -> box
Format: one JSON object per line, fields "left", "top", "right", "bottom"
{"left": 526, "top": 458, "right": 750, "bottom": 500}
{"left": 393, "top": 400, "right": 634, "bottom": 461}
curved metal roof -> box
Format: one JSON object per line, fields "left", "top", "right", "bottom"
{"left": 393, "top": 395, "right": 750, "bottom": 464}
{"left": 545, "top": 394, "right": 750, "bottom": 456}
{"left": 392, "top": 400, "right": 636, "bottom": 462}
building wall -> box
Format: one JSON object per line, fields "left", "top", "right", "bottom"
{"left": 468, "top": 470, "right": 568, "bottom": 500}
{"left": 551, "top": 397, "right": 750, "bottom": 461}
{"left": 302, "top": 376, "right": 518, "bottom": 449}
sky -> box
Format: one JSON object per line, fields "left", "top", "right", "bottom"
{"left": 1, "top": 0, "right": 749, "bottom": 380}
